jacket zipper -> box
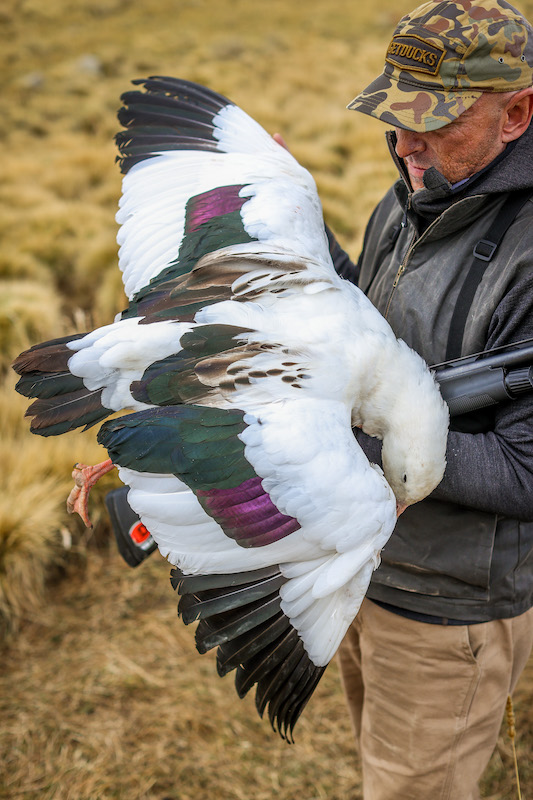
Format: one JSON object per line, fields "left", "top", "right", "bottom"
{"left": 384, "top": 244, "right": 413, "bottom": 319}
{"left": 383, "top": 206, "right": 445, "bottom": 320}
{"left": 384, "top": 197, "right": 414, "bottom": 319}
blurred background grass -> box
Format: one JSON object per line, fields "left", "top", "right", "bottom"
{"left": 2, "top": 0, "right": 533, "bottom": 797}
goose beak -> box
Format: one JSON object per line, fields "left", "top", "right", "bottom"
{"left": 396, "top": 502, "right": 407, "bottom": 517}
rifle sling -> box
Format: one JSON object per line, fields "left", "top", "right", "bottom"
{"left": 445, "top": 189, "right": 533, "bottom": 361}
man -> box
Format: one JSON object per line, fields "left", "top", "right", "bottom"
{"left": 327, "top": 1, "right": 533, "bottom": 798}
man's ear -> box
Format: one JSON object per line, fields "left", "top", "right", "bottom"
{"left": 502, "top": 87, "right": 533, "bottom": 143}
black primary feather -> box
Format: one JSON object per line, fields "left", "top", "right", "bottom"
{"left": 116, "top": 76, "right": 233, "bottom": 173}
{"left": 171, "top": 567, "right": 326, "bottom": 741}
{"left": 13, "top": 335, "right": 112, "bottom": 436}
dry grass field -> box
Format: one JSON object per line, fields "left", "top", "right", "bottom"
{"left": 2, "top": 0, "right": 533, "bottom": 797}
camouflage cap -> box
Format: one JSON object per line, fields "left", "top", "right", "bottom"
{"left": 348, "top": 0, "right": 533, "bottom": 132}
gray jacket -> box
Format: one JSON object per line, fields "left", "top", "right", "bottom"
{"left": 330, "top": 125, "right": 533, "bottom": 621}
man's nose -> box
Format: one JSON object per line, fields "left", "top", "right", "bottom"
{"left": 394, "top": 127, "right": 426, "bottom": 159}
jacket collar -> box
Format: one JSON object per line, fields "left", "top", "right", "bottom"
{"left": 386, "top": 122, "right": 533, "bottom": 221}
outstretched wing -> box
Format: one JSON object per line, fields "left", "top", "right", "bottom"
{"left": 114, "top": 76, "right": 340, "bottom": 310}
{"left": 98, "top": 398, "right": 395, "bottom": 740}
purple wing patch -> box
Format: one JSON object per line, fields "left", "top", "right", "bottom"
{"left": 196, "top": 475, "right": 300, "bottom": 548}
{"left": 186, "top": 184, "right": 250, "bottom": 233}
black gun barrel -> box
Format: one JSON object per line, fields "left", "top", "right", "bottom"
{"left": 432, "top": 337, "right": 533, "bottom": 376}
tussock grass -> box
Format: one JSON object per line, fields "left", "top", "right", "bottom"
{"left": 0, "top": 281, "right": 63, "bottom": 371}
{"left": 0, "top": 376, "right": 116, "bottom": 635}
{"left": 0, "top": 552, "right": 364, "bottom": 800}
{"left": 2, "top": 0, "right": 533, "bottom": 796}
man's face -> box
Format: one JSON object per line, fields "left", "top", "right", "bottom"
{"left": 394, "top": 93, "right": 509, "bottom": 191}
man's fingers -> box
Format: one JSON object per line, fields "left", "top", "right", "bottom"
{"left": 273, "top": 132, "right": 290, "bottom": 151}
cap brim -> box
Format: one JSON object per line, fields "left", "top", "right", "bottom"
{"left": 347, "top": 72, "right": 481, "bottom": 132}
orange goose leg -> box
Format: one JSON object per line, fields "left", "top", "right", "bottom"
{"left": 67, "top": 458, "right": 115, "bottom": 527}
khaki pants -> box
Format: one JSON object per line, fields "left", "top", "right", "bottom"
{"left": 337, "top": 599, "right": 533, "bottom": 800}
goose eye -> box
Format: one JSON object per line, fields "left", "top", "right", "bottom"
{"left": 403, "top": 474, "right": 407, "bottom": 483}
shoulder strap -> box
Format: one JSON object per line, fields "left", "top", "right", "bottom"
{"left": 445, "top": 189, "right": 533, "bottom": 361}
